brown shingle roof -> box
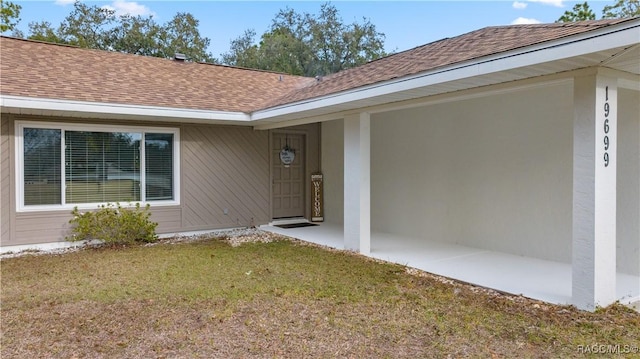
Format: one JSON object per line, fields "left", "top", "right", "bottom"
{"left": 0, "top": 19, "right": 633, "bottom": 114}
{"left": 0, "top": 37, "right": 314, "bottom": 112}
{"left": 262, "top": 19, "right": 633, "bottom": 109}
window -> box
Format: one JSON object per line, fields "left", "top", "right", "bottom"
{"left": 145, "top": 133, "right": 174, "bottom": 201}
{"left": 17, "top": 122, "right": 179, "bottom": 211}
{"left": 23, "top": 128, "right": 62, "bottom": 205}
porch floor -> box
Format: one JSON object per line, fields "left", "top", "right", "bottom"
{"left": 261, "top": 223, "right": 640, "bottom": 306}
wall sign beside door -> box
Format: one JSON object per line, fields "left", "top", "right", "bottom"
{"left": 311, "top": 173, "right": 324, "bottom": 222}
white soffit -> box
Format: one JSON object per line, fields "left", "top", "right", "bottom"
{"left": 0, "top": 95, "right": 252, "bottom": 125}
{"left": 602, "top": 43, "right": 640, "bottom": 74}
{"left": 252, "top": 20, "right": 640, "bottom": 123}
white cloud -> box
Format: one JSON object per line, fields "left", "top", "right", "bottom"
{"left": 527, "top": 0, "right": 564, "bottom": 7}
{"left": 54, "top": 0, "right": 76, "bottom": 5}
{"left": 101, "top": 0, "right": 155, "bottom": 17}
{"left": 511, "top": 17, "right": 542, "bottom": 24}
{"left": 512, "top": 1, "right": 528, "bottom": 9}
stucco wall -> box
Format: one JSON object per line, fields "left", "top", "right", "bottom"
{"left": 370, "top": 82, "right": 574, "bottom": 263}
{"left": 617, "top": 88, "right": 640, "bottom": 275}
{"left": 320, "top": 119, "right": 344, "bottom": 224}
{"left": 318, "top": 81, "right": 639, "bottom": 274}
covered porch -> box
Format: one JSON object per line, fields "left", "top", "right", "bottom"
{"left": 261, "top": 69, "right": 639, "bottom": 311}
{"left": 262, "top": 222, "right": 640, "bottom": 306}
{"left": 254, "top": 23, "right": 640, "bottom": 311}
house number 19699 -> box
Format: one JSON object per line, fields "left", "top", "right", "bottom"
{"left": 603, "top": 86, "right": 610, "bottom": 167}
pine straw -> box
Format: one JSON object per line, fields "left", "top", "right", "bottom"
{"left": 2, "top": 231, "right": 639, "bottom": 358}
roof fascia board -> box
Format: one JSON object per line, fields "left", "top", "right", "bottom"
{"left": 253, "top": 112, "right": 345, "bottom": 130}
{"left": 361, "top": 74, "right": 575, "bottom": 116}
{"left": 254, "top": 66, "right": 639, "bottom": 130}
{"left": 0, "top": 95, "right": 251, "bottom": 123}
{"left": 253, "top": 70, "right": 579, "bottom": 130}
{"left": 365, "top": 67, "right": 639, "bottom": 115}
{"left": 252, "top": 20, "right": 639, "bottom": 121}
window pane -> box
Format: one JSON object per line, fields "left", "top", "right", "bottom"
{"left": 24, "top": 128, "right": 61, "bottom": 205}
{"left": 65, "top": 131, "right": 141, "bottom": 203}
{"left": 145, "top": 133, "right": 173, "bottom": 200}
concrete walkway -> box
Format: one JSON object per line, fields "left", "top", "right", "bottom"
{"left": 262, "top": 222, "right": 640, "bottom": 307}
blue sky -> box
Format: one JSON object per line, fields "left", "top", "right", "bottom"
{"left": 8, "top": 1, "right": 613, "bottom": 58}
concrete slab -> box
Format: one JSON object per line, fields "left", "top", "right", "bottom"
{"left": 261, "top": 223, "right": 640, "bottom": 306}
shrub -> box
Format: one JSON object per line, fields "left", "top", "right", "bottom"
{"left": 67, "top": 203, "right": 158, "bottom": 245}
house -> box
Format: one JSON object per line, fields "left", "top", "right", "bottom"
{"left": 1, "top": 18, "right": 638, "bottom": 311}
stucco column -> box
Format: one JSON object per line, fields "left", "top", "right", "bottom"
{"left": 572, "top": 73, "right": 617, "bottom": 311}
{"left": 344, "top": 112, "right": 371, "bottom": 254}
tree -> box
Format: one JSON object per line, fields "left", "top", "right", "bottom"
{"left": 262, "top": 8, "right": 316, "bottom": 76}
{"left": 221, "top": 29, "right": 261, "bottom": 69}
{"left": 27, "top": 20, "right": 65, "bottom": 43}
{"left": 23, "top": 1, "right": 215, "bottom": 62}
{"left": 307, "top": 3, "right": 386, "bottom": 75}
{"left": 222, "top": 3, "right": 387, "bottom": 76}
{"left": 557, "top": 2, "right": 596, "bottom": 22}
{"left": 58, "top": 1, "right": 115, "bottom": 50}
{"left": 158, "top": 12, "right": 214, "bottom": 62}
{"left": 109, "top": 15, "right": 163, "bottom": 57}
{"left": 602, "top": 0, "right": 640, "bottom": 18}
{"left": 557, "top": 0, "right": 639, "bottom": 22}
{"left": 260, "top": 27, "right": 312, "bottom": 75}
{"left": 0, "top": 0, "right": 21, "bottom": 33}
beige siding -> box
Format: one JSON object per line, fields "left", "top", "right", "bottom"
{"left": 1, "top": 115, "right": 188, "bottom": 246}
{"left": 150, "top": 206, "right": 183, "bottom": 233}
{"left": 15, "top": 211, "right": 71, "bottom": 244}
{"left": 1, "top": 116, "right": 321, "bottom": 246}
{"left": 0, "top": 114, "right": 334, "bottom": 245}
{"left": 8, "top": 206, "right": 182, "bottom": 245}
{"left": 181, "top": 124, "right": 271, "bottom": 230}
{"left": 1, "top": 115, "right": 12, "bottom": 244}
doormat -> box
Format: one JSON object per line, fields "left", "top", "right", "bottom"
{"left": 274, "top": 222, "right": 318, "bottom": 229}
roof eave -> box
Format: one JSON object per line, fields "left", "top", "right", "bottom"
{"left": 251, "top": 18, "right": 640, "bottom": 125}
{"left": 0, "top": 95, "right": 252, "bottom": 125}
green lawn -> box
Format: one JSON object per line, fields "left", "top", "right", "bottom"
{"left": 1, "top": 235, "right": 638, "bottom": 358}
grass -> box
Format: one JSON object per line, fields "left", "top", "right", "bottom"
{"left": 1, "top": 235, "right": 639, "bottom": 358}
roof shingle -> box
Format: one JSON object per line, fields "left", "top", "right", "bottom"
{"left": 262, "top": 19, "right": 632, "bottom": 109}
{"left": 0, "top": 19, "right": 633, "bottom": 114}
{"left": 0, "top": 37, "right": 314, "bottom": 112}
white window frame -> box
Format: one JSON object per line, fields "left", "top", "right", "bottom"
{"left": 16, "top": 121, "right": 180, "bottom": 212}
